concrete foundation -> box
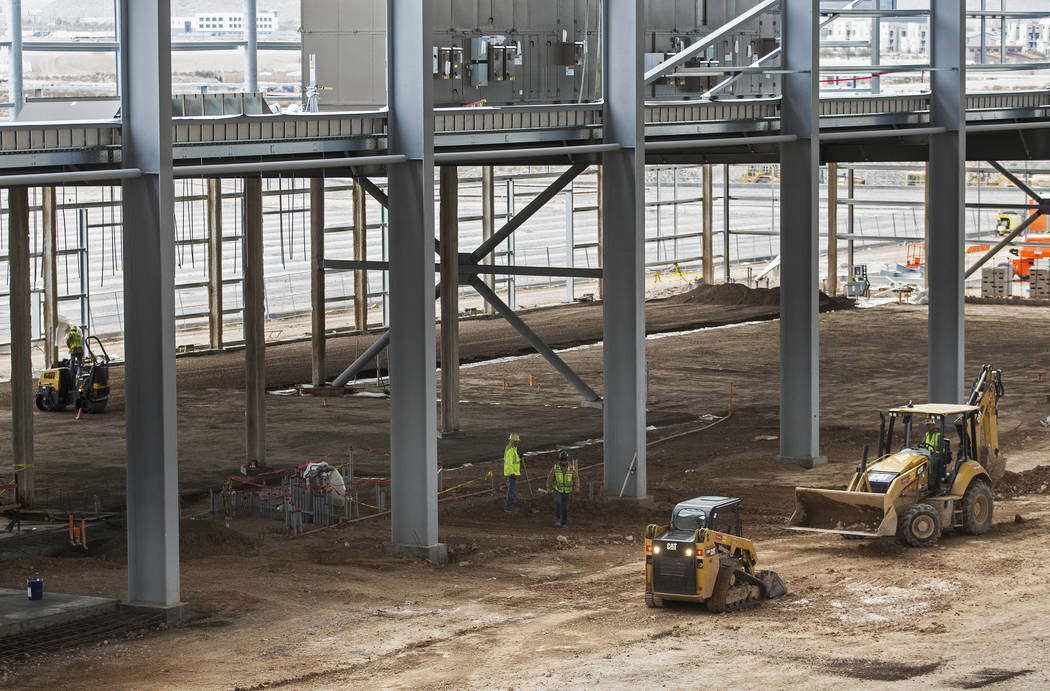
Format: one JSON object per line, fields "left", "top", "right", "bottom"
{"left": 382, "top": 542, "right": 448, "bottom": 564}
{"left": 776, "top": 454, "right": 828, "bottom": 469}
{"left": 0, "top": 588, "right": 118, "bottom": 637}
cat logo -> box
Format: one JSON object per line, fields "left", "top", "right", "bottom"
{"left": 666, "top": 542, "right": 677, "bottom": 551}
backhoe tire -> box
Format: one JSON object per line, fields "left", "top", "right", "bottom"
{"left": 961, "top": 478, "right": 994, "bottom": 536}
{"left": 898, "top": 503, "right": 942, "bottom": 548}
{"left": 644, "top": 590, "right": 664, "bottom": 608}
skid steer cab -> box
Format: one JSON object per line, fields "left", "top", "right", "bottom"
{"left": 35, "top": 336, "right": 111, "bottom": 414}
{"left": 644, "top": 496, "right": 787, "bottom": 613}
{"left": 789, "top": 366, "right": 1004, "bottom": 548}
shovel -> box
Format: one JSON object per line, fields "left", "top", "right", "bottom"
{"left": 521, "top": 460, "right": 541, "bottom": 514}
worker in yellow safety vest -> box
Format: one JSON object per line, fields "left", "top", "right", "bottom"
{"left": 65, "top": 325, "right": 84, "bottom": 377}
{"left": 546, "top": 451, "right": 579, "bottom": 529}
{"left": 503, "top": 433, "right": 521, "bottom": 512}
{"left": 923, "top": 420, "right": 950, "bottom": 489}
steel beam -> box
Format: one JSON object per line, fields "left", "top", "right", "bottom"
{"left": 7, "top": 0, "right": 21, "bottom": 119}
{"left": 470, "top": 277, "right": 600, "bottom": 403}
{"left": 439, "top": 166, "right": 462, "bottom": 438}
{"left": 353, "top": 180, "right": 368, "bottom": 331}
{"left": 928, "top": 2, "right": 966, "bottom": 404}
{"left": 472, "top": 163, "right": 587, "bottom": 263}
{"left": 965, "top": 211, "right": 1043, "bottom": 278}
{"left": 244, "top": 0, "right": 258, "bottom": 93}
{"left": 723, "top": 164, "right": 731, "bottom": 282}
{"left": 8, "top": 186, "right": 32, "bottom": 506}
{"left": 243, "top": 177, "right": 266, "bottom": 466}
{"left": 777, "top": 0, "right": 825, "bottom": 468}
{"left": 207, "top": 179, "right": 223, "bottom": 350}
{"left": 311, "top": 177, "right": 325, "bottom": 386}
{"left": 987, "top": 160, "right": 1044, "bottom": 203}
{"left": 119, "top": 0, "right": 180, "bottom": 609}
{"left": 383, "top": 0, "right": 444, "bottom": 564}
{"left": 41, "top": 186, "right": 58, "bottom": 365}
{"left": 596, "top": 164, "right": 604, "bottom": 299}
{"left": 602, "top": 0, "right": 647, "bottom": 498}
{"left": 702, "top": 164, "right": 714, "bottom": 284}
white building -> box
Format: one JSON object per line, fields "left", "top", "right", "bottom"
{"left": 193, "top": 11, "right": 278, "bottom": 35}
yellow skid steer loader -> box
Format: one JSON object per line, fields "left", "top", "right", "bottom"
{"left": 789, "top": 366, "right": 1004, "bottom": 547}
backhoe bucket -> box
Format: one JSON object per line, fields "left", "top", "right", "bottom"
{"left": 758, "top": 570, "right": 788, "bottom": 600}
{"left": 788, "top": 487, "right": 896, "bottom": 537}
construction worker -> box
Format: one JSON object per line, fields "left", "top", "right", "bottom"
{"left": 923, "top": 420, "right": 950, "bottom": 488}
{"left": 922, "top": 420, "right": 942, "bottom": 453}
{"left": 546, "top": 451, "right": 579, "bottom": 529}
{"left": 504, "top": 433, "right": 521, "bottom": 512}
{"left": 65, "top": 325, "right": 84, "bottom": 377}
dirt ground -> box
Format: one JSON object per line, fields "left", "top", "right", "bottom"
{"left": 1, "top": 294, "right": 1050, "bottom": 689}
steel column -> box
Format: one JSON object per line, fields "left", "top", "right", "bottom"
{"left": 596, "top": 165, "right": 604, "bottom": 299}
{"left": 778, "top": 0, "right": 824, "bottom": 467}
{"left": 848, "top": 167, "right": 855, "bottom": 276}
{"left": 353, "top": 181, "right": 368, "bottom": 331}
{"left": 828, "top": 162, "right": 838, "bottom": 296}
{"left": 8, "top": 187, "right": 32, "bottom": 507}
{"left": 310, "top": 177, "right": 325, "bottom": 386}
{"left": 41, "top": 186, "right": 58, "bottom": 365}
{"left": 602, "top": 0, "right": 647, "bottom": 498}
{"left": 928, "top": 2, "right": 966, "bottom": 404}
{"left": 481, "top": 166, "right": 496, "bottom": 313}
{"left": 384, "top": 0, "right": 444, "bottom": 563}
{"left": 243, "top": 177, "right": 266, "bottom": 466}
{"left": 439, "top": 166, "right": 462, "bottom": 437}
{"left": 207, "top": 179, "right": 223, "bottom": 350}
{"left": 7, "top": 0, "right": 21, "bottom": 119}
{"left": 723, "top": 163, "right": 731, "bottom": 282}
{"left": 702, "top": 164, "right": 714, "bottom": 284}
{"left": 119, "top": 0, "right": 180, "bottom": 608}
{"left": 243, "top": 0, "right": 258, "bottom": 93}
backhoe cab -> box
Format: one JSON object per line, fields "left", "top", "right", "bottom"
{"left": 789, "top": 366, "right": 1004, "bottom": 547}
{"left": 645, "top": 496, "right": 787, "bottom": 612}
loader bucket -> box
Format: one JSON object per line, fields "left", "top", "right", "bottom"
{"left": 787, "top": 487, "right": 895, "bottom": 537}
{"left": 757, "top": 570, "right": 788, "bottom": 600}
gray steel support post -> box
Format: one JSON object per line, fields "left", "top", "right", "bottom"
{"left": 8, "top": 187, "right": 33, "bottom": 507}
{"left": 928, "top": 3, "right": 966, "bottom": 404}
{"left": 243, "top": 177, "right": 266, "bottom": 466}
{"left": 777, "top": 0, "right": 825, "bottom": 468}
{"left": 383, "top": 0, "right": 444, "bottom": 564}
{"left": 702, "top": 163, "right": 714, "bottom": 284}
{"left": 602, "top": 0, "right": 647, "bottom": 499}
{"left": 41, "top": 186, "right": 58, "bottom": 365}
{"left": 243, "top": 0, "right": 258, "bottom": 93}
{"left": 723, "top": 164, "right": 731, "bottom": 282}
{"left": 439, "top": 166, "right": 463, "bottom": 438}
{"left": 481, "top": 166, "right": 496, "bottom": 313}
{"left": 7, "top": 0, "right": 22, "bottom": 119}
{"left": 119, "top": 0, "right": 182, "bottom": 611}
{"left": 848, "top": 168, "right": 856, "bottom": 276}
{"left": 207, "top": 178, "right": 223, "bottom": 350}
{"left": 596, "top": 165, "right": 604, "bottom": 299}
{"left": 353, "top": 181, "right": 368, "bottom": 331}
{"left": 310, "top": 177, "right": 325, "bottom": 386}
{"left": 828, "top": 162, "right": 838, "bottom": 296}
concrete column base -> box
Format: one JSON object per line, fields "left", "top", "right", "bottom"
{"left": 382, "top": 542, "right": 448, "bottom": 564}
{"left": 599, "top": 494, "right": 653, "bottom": 504}
{"left": 580, "top": 399, "right": 604, "bottom": 410}
{"left": 121, "top": 601, "right": 192, "bottom": 624}
{"left": 776, "top": 455, "right": 828, "bottom": 470}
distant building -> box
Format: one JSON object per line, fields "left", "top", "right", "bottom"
{"left": 189, "top": 11, "right": 278, "bottom": 35}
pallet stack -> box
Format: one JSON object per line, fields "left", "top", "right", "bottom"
{"left": 981, "top": 267, "right": 1012, "bottom": 298}
{"left": 1031, "top": 268, "right": 1050, "bottom": 299}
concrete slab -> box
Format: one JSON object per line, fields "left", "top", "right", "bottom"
{"left": 0, "top": 587, "right": 118, "bottom": 637}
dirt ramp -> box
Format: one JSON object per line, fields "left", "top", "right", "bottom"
{"left": 96, "top": 519, "right": 257, "bottom": 562}
{"left": 670, "top": 283, "right": 854, "bottom": 311}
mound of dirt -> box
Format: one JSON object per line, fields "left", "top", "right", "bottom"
{"left": 95, "top": 519, "right": 257, "bottom": 562}
{"left": 996, "top": 466, "right": 1050, "bottom": 498}
{"left": 670, "top": 283, "right": 854, "bottom": 311}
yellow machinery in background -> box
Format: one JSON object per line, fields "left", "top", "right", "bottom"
{"left": 35, "top": 335, "right": 111, "bottom": 413}
{"left": 645, "top": 496, "right": 787, "bottom": 612}
{"left": 789, "top": 366, "right": 1004, "bottom": 547}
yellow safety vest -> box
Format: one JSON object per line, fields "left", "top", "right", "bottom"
{"left": 553, "top": 464, "right": 574, "bottom": 494}
{"left": 504, "top": 444, "right": 520, "bottom": 476}
{"left": 923, "top": 431, "right": 942, "bottom": 453}
{"left": 67, "top": 327, "right": 83, "bottom": 352}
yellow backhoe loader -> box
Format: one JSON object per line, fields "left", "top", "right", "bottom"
{"left": 645, "top": 496, "right": 787, "bottom": 612}
{"left": 788, "top": 366, "right": 1004, "bottom": 547}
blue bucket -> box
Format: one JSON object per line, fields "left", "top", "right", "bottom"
{"left": 26, "top": 578, "right": 43, "bottom": 601}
